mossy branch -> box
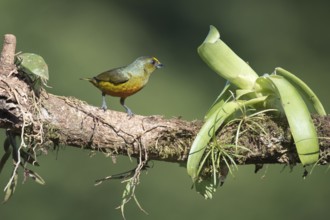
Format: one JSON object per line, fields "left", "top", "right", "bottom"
{"left": 0, "top": 34, "right": 329, "bottom": 167}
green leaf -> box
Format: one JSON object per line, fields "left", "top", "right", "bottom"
{"left": 25, "top": 169, "right": 46, "bottom": 185}
{"left": 275, "top": 67, "right": 326, "bottom": 116}
{"left": 20, "top": 150, "right": 40, "bottom": 166}
{"left": 205, "top": 82, "right": 233, "bottom": 119}
{"left": 0, "top": 138, "right": 11, "bottom": 175}
{"left": 15, "top": 53, "right": 50, "bottom": 89}
{"left": 187, "top": 96, "right": 267, "bottom": 180}
{"left": 3, "top": 171, "right": 18, "bottom": 203}
{"left": 261, "top": 75, "right": 319, "bottom": 165}
{"left": 198, "top": 25, "right": 259, "bottom": 89}
{"left": 194, "top": 178, "right": 218, "bottom": 199}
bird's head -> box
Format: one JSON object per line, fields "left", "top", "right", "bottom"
{"left": 133, "top": 56, "right": 163, "bottom": 75}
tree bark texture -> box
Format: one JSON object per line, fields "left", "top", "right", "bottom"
{"left": 0, "top": 34, "right": 329, "bottom": 166}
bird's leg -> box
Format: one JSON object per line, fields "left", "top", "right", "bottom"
{"left": 101, "top": 92, "right": 107, "bottom": 111}
{"left": 120, "top": 97, "right": 134, "bottom": 117}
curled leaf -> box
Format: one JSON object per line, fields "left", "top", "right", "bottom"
{"left": 198, "top": 25, "right": 259, "bottom": 89}
{"left": 275, "top": 67, "right": 326, "bottom": 116}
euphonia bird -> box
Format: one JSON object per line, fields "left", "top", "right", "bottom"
{"left": 81, "top": 56, "right": 163, "bottom": 117}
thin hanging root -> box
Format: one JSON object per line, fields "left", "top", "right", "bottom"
{"left": 3, "top": 91, "right": 29, "bottom": 192}
{"left": 118, "top": 139, "right": 149, "bottom": 217}
{"left": 94, "top": 136, "right": 150, "bottom": 219}
{"left": 4, "top": 119, "right": 26, "bottom": 192}
{"left": 3, "top": 83, "right": 45, "bottom": 193}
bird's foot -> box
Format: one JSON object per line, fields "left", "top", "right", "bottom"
{"left": 126, "top": 109, "right": 134, "bottom": 118}
{"left": 101, "top": 104, "right": 107, "bottom": 112}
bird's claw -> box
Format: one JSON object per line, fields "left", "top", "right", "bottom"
{"left": 101, "top": 104, "right": 107, "bottom": 112}
{"left": 126, "top": 109, "right": 134, "bottom": 118}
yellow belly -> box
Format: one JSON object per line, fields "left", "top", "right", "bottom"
{"left": 97, "top": 77, "right": 146, "bottom": 98}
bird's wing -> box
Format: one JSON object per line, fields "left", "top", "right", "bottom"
{"left": 95, "top": 68, "right": 131, "bottom": 85}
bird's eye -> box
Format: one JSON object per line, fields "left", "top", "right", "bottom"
{"left": 150, "top": 59, "right": 156, "bottom": 65}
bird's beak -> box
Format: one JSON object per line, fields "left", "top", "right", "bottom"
{"left": 156, "top": 63, "right": 164, "bottom": 69}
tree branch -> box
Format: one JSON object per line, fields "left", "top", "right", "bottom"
{"left": 0, "top": 34, "right": 329, "bottom": 167}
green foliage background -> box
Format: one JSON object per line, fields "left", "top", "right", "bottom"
{"left": 1, "top": 0, "right": 329, "bottom": 219}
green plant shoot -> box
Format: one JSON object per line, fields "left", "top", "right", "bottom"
{"left": 188, "top": 25, "right": 326, "bottom": 192}
{"left": 15, "top": 53, "right": 50, "bottom": 93}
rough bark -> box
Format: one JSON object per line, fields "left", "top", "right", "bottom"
{"left": 0, "top": 34, "right": 329, "bottom": 167}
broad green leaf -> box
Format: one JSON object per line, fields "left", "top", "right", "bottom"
{"left": 275, "top": 67, "right": 326, "bottom": 116}
{"left": 198, "top": 25, "right": 259, "bottom": 89}
{"left": 16, "top": 53, "right": 49, "bottom": 81}
{"left": 262, "top": 75, "right": 319, "bottom": 165}
{"left": 15, "top": 53, "right": 50, "bottom": 89}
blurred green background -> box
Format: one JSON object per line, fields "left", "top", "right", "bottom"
{"left": 1, "top": 0, "right": 330, "bottom": 219}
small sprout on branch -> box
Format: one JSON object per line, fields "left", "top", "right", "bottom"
{"left": 15, "top": 52, "right": 50, "bottom": 94}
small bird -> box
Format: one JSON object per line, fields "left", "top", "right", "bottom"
{"left": 81, "top": 56, "right": 163, "bottom": 117}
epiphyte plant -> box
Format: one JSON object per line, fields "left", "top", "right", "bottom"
{"left": 15, "top": 53, "right": 50, "bottom": 94}
{"left": 187, "top": 25, "right": 326, "bottom": 183}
